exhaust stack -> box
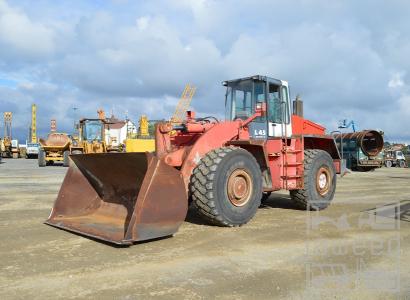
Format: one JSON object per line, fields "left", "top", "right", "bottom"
{"left": 293, "top": 95, "right": 304, "bottom": 117}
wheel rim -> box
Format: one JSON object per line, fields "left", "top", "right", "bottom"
{"left": 316, "top": 166, "right": 331, "bottom": 196}
{"left": 227, "top": 169, "right": 253, "bottom": 207}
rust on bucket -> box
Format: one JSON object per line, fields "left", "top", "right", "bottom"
{"left": 45, "top": 152, "right": 187, "bottom": 245}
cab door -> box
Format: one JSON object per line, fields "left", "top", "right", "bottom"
{"left": 267, "top": 81, "right": 292, "bottom": 138}
{"left": 248, "top": 80, "right": 268, "bottom": 139}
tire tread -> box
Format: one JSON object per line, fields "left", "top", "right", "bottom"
{"left": 190, "top": 146, "right": 261, "bottom": 226}
{"left": 290, "top": 149, "right": 335, "bottom": 210}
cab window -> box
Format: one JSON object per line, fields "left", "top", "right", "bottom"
{"left": 267, "top": 84, "right": 290, "bottom": 124}
{"left": 83, "top": 120, "right": 103, "bottom": 141}
{"left": 225, "top": 79, "right": 266, "bottom": 121}
{"left": 267, "top": 84, "right": 281, "bottom": 123}
{"left": 281, "top": 86, "right": 290, "bottom": 124}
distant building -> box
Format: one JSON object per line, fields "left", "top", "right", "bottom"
{"left": 105, "top": 116, "right": 137, "bottom": 148}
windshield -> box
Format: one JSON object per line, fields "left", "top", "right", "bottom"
{"left": 225, "top": 80, "right": 266, "bottom": 121}
{"left": 83, "top": 120, "right": 103, "bottom": 141}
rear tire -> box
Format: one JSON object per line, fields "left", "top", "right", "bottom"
{"left": 290, "top": 149, "right": 336, "bottom": 210}
{"left": 385, "top": 160, "right": 392, "bottom": 168}
{"left": 12, "top": 153, "right": 18, "bottom": 159}
{"left": 190, "top": 147, "right": 262, "bottom": 226}
{"left": 63, "top": 151, "right": 70, "bottom": 167}
{"left": 38, "top": 150, "right": 46, "bottom": 167}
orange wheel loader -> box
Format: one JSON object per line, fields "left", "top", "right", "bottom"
{"left": 45, "top": 75, "right": 343, "bottom": 245}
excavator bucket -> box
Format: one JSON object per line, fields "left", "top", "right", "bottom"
{"left": 45, "top": 152, "right": 187, "bottom": 245}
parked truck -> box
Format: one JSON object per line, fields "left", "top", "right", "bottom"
{"left": 38, "top": 133, "right": 72, "bottom": 167}
{"left": 334, "top": 130, "right": 384, "bottom": 171}
{"left": 46, "top": 75, "right": 343, "bottom": 245}
{"left": 26, "top": 142, "right": 39, "bottom": 158}
{"left": 384, "top": 149, "right": 407, "bottom": 168}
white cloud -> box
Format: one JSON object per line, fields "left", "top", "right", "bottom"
{"left": 136, "top": 16, "right": 150, "bottom": 31}
{"left": 388, "top": 72, "right": 405, "bottom": 89}
{"left": 0, "top": 0, "right": 55, "bottom": 60}
{"left": 0, "top": 0, "right": 410, "bottom": 142}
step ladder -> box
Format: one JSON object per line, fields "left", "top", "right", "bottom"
{"left": 281, "top": 146, "right": 304, "bottom": 189}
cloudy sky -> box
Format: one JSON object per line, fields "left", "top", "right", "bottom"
{"left": 0, "top": 0, "right": 409, "bottom": 142}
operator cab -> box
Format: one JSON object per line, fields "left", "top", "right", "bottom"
{"left": 223, "top": 75, "right": 292, "bottom": 138}
{"left": 81, "top": 119, "right": 104, "bottom": 142}
{"left": 396, "top": 151, "right": 405, "bottom": 160}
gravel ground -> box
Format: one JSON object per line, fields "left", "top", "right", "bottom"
{"left": 0, "top": 158, "right": 409, "bottom": 299}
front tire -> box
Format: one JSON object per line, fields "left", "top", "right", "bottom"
{"left": 190, "top": 147, "right": 262, "bottom": 226}
{"left": 290, "top": 149, "right": 336, "bottom": 210}
{"left": 38, "top": 149, "right": 46, "bottom": 167}
{"left": 63, "top": 151, "right": 70, "bottom": 167}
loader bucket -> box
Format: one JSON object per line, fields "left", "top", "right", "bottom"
{"left": 45, "top": 152, "right": 187, "bottom": 245}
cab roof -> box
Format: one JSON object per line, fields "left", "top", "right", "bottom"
{"left": 222, "top": 75, "right": 285, "bottom": 86}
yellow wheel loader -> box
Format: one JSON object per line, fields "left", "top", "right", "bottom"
{"left": 70, "top": 119, "right": 107, "bottom": 154}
